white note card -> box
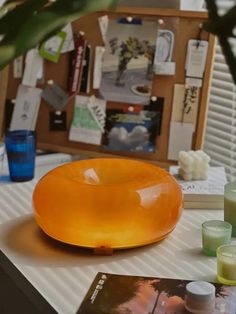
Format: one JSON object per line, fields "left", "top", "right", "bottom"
{"left": 98, "top": 15, "right": 109, "bottom": 44}
{"left": 13, "top": 56, "right": 23, "bottom": 79}
{"left": 61, "top": 23, "right": 75, "bottom": 53}
{"left": 93, "top": 46, "right": 105, "bottom": 89}
{"left": 185, "top": 40, "right": 208, "bottom": 78}
{"left": 167, "top": 121, "right": 194, "bottom": 161}
{"left": 154, "top": 62, "right": 176, "bottom": 75}
{"left": 10, "top": 85, "right": 42, "bottom": 131}
{"left": 22, "top": 49, "right": 44, "bottom": 87}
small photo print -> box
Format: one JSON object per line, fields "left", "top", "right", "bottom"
{"left": 100, "top": 18, "right": 158, "bottom": 105}
{"left": 104, "top": 99, "right": 163, "bottom": 152}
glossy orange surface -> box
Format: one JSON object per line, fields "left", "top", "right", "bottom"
{"left": 33, "top": 158, "right": 183, "bottom": 249}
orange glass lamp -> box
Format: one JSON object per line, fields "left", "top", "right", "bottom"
{"left": 33, "top": 158, "right": 183, "bottom": 250}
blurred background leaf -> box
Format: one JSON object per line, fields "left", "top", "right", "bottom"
{"left": 0, "top": 0, "right": 236, "bottom": 85}
{"left": 203, "top": 0, "right": 236, "bottom": 84}
{"left": 0, "top": 0, "right": 119, "bottom": 69}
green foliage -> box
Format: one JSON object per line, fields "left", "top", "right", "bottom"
{"left": 0, "top": 0, "right": 119, "bottom": 69}
{"left": 203, "top": 0, "right": 236, "bottom": 84}
{"left": 1, "top": 0, "right": 236, "bottom": 86}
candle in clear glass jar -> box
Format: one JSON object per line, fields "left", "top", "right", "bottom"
{"left": 202, "top": 220, "right": 232, "bottom": 256}
{"left": 217, "top": 244, "right": 236, "bottom": 285}
{"left": 224, "top": 180, "right": 236, "bottom": 236}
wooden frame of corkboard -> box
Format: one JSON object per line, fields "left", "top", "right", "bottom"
{"left": 0, "top": 7, "right": 216, "bottom": 169}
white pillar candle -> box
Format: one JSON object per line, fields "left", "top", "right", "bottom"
{"left": 185, "top": 281, "right": 215, "bottom": 313}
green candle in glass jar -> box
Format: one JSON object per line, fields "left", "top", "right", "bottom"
{"left": 224, "top": 180, "right": 236, "bottom": 237}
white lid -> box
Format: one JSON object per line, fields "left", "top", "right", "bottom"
{"left": 186, "top": 281, "right": 215, "bottom": 301}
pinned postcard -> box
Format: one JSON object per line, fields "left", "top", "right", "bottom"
{"left": 104, "top": 97, "right": 164, "bottom": 152}
{"left": 100, "top": 19, "right": 158, "bottom": 104}
{"left": 10, "top": 85, "right": 42, "bottom": 131}
{"left": 69, "top": 96, "right": 106, "bottom": 145}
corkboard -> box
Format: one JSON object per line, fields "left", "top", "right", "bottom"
{"left": 1, "top": 7, "right": 215, "bottom": 168}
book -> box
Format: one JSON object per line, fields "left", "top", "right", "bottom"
{"left": 184, "top": 201, "right": 224, "bottom": 209}
{"left": 169, "top": 166, "right": 227, "bottom": 209}
{"left": 80, "top": 45, "right": 91, "bottom": 93}
{"left": 68, "top": 32, "right": 87, "bottom": 95}
{"left": 77, "top": 272, "right": 236, "bottom": 314}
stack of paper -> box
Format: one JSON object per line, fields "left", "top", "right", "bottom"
{"left": 169, "top": 166, "right": 227, "bottom": 209}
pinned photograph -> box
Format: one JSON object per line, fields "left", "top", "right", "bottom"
{"left": 104, "top": 97, "right": 164, "bottom": 152}
{"left": 100, "top": 18, "right": 158, "bottom": 104}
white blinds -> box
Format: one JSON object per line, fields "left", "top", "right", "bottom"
{"left": 204, "top": 0, "right": 236, "bottom": 180}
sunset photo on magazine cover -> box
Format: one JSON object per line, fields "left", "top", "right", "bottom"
{"left": 77, "top": 273, "right": 236, "bottom": 314}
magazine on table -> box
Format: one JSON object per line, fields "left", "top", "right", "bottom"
{"left": 77, "top": 272, "right": 236, "bottom": 314}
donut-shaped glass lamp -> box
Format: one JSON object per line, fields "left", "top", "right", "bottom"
{"left": 33, "top": 158, "right": 183, "bottom": 249}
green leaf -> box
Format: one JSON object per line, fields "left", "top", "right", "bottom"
{"left": 0, "top": 44, "right": 15, "bottom": 65}
{"left": 0, "top": 0, "right": 120, "bottom": 69}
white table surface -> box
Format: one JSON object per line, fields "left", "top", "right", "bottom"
{"left": 0, "top": 157, "right": 231, "bottom": 314}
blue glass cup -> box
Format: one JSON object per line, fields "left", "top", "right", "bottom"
{"left": 5, "top": 130, "right": 36, "bottom": 182}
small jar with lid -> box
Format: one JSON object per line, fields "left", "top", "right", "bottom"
{"left": 185, "top": 281, "right": 215, "bottom": 313}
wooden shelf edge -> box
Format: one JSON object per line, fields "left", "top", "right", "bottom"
{"left": 112, "top": 6, "right": 208, "bottom": 19}
{"left": 38, "top": 142, "right": 174, "bottom": 170}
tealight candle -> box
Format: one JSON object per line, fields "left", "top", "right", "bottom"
{"left": 202, "top": 220, "right": 232, "bottom": 256}
{"left": 217, "top": 244, "right": 236, "bottom": 285}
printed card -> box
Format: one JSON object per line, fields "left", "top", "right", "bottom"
{"left": 42, "top": 83, "right": 69, "bottom": 111}
{"left": 10, "top": 85, "right": 42, "bottom": 131}
{"left": 22, "top": 49, "right": 44, "bottom": 87}
{"left": 171, "top": 84, "right": 199, "bottom": 130}
{"left": 69, "top": 95, "right": 106, "bottom": 145}
{"left": 39, "top": 31, "right": 66, "bottom": 63}
{"left": 185, "top": 39, "right": 208, "bottom": 78}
